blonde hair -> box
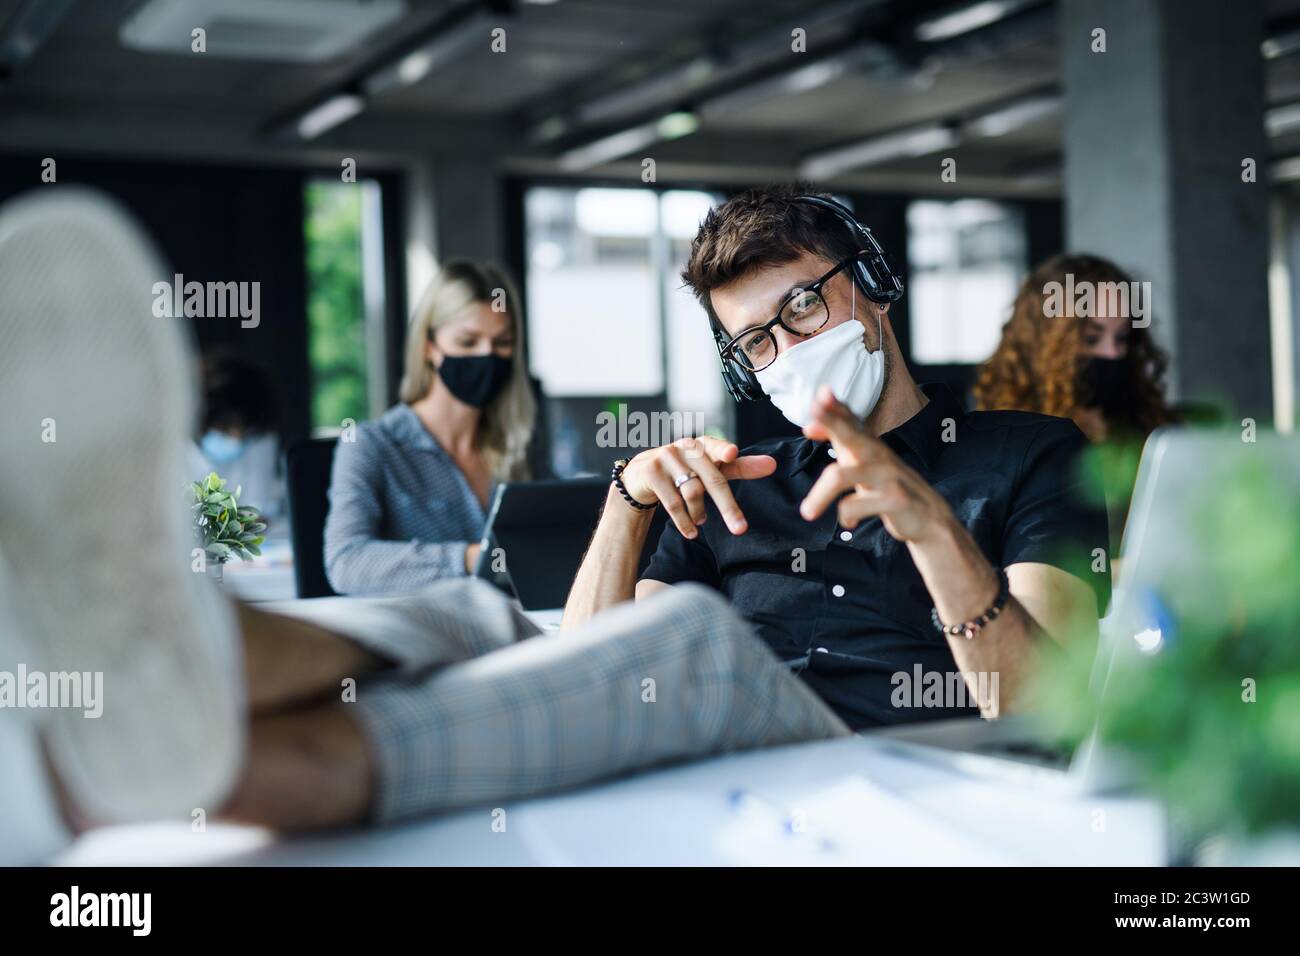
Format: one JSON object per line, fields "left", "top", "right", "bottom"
{"left": 398, "top": 260, "right": 535, "bottom": 479}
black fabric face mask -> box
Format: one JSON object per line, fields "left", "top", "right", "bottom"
{"left": 1079, "top": 357, "right": 1129, "bottom": 416}
{"left": 436, "top": 354, "right": 513, "bottom": 408}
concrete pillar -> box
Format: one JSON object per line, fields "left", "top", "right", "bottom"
{"left": 403, "top": 157, "right": 438, "bottom": 311}
{"left": 1271, "top": 191, "right": 1300, "bottom": 430}
{"left": 1061, "top": 0, "right": 1273, "bottom": 418}
{"left": 429, "top": 154, "right": 506, "bottom": 265}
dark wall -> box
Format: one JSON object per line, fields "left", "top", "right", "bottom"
{"left": 2, "top": 154, "right": 311, "bottom": 443}
{"left": 1024, "top": 197, "right": 1065, "bottom": 268}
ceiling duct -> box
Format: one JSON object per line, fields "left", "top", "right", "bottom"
{"left": 0, "top": 0, "right": 77, "bottom": 78}
{"left": 120, "top": 0, "right": 408, "bottom": 63}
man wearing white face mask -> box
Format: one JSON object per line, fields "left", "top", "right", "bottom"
{"left": 565, "top": 184, "right": 1109, "bottom": 729}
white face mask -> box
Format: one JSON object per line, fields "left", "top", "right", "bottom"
{"left": 754, "top": 312, "right": 885, "bottom": 428}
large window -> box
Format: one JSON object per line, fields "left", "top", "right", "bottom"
{"left": 661, "top": 190, "right": 731, "bottom": 425}
{"left": 906, "top": 198, "right": 1026, "bottom": 365}
{"left": 304, "top": 178, "right": 387, "bottom": 432}
{"left": 524, "top": 185, "right": 725, "bottom": 475}
{"left": 526, "top": 187, "right": 664, "bottom": 395}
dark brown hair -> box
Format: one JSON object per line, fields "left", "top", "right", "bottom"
{"left": 973, "top": 253, "right": 1174, "bottom": 437}
{"left": 200, "top": 348, "right": 278, "bottom": 436}
{"left": 681, "top": 183, "right": 865, "bottom": 328}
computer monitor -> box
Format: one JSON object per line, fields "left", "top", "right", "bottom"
{"left": 474, "top": 477, "right": 668, "bottom": 611}
{"left": 1102, "top": 426, "right": 1300, "bottom": 679}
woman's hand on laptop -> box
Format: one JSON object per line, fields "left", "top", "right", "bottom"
{"left": 620, "top": 436, "right": 776, "bottom": 540}
{"left": 463, "top": 542, "right": 482, "bottom": 573}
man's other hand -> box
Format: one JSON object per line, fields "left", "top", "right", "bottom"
{"left": 619, "top": 436, "right": 776, "bottom": 540}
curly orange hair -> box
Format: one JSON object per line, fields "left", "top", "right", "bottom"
{"left": 973, "top": 254, "right": 1174, "bottom": 437}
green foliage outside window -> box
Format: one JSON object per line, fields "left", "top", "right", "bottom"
{"left": 305, "top": 180, "right": 368, "bottom": 430}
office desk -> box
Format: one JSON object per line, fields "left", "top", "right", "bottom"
{"left": 55, "top": 733, "right": 1166, "bottom": 866}
{"left": 221, "top": 536, "right": 296, "bottom": 603}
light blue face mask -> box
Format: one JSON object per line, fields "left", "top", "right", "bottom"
{"left": 200, "top": 430, "right": 246, "bottom": 465}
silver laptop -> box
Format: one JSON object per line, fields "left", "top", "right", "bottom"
{"left": 866, "top": 426, "right": 1300, "bottom": 795}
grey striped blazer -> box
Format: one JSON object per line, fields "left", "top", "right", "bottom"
{"left": 323, "top": 404, "right": 494, "bottom": 595}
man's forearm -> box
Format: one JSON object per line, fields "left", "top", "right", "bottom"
{"left": 906, "top": 518, "right": 1043, "bottom": 716}
{"left": 561, "top": 488, "right": 657, "bottom": 631}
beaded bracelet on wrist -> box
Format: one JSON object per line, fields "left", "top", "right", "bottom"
{"left": 931, "top": 567, "right": 1010, "bottom": 641}
{"left": 611, "top": 458, "right": 656, "bottom": 512}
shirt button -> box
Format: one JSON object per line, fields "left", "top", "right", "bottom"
{"left": 831, "top": 584, "right": 846, "bottom": 598}
{"left": 827, "top": 447, "right": 838, "bottom": 459}
{"left": 839, "top": 530, "right": 852, "bottom": 542}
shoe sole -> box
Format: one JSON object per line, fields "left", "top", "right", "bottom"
{"left": 0, "top": 188, "right": 244, "bottom": 824}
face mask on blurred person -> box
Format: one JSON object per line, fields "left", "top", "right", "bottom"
{"left": 1080, "top": 357, "right": 1128, "bottom": 416}
{"left": 755, "top": 317, "right": 885, "bottom": 428}
{"left": 436, "top": 354, "right": 512, "bottom": 408}
{"left": 200, "top": 429, "right": 246, "bottom": 465}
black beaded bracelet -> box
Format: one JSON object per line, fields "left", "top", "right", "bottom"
{"left": 931, "top": 567, "right": 1010, "bottom": 641}
{"left": 611, "top": 458, "right": 656, "bottom": 512}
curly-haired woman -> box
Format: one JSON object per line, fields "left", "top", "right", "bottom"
{"left": 974, "top": 254, "right": 1177, "bottom": 566}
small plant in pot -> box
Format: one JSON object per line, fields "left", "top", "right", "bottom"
{"left": 191, "top": 471, "right": 267, "bottom": 582}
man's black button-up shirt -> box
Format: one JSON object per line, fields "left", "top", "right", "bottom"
{"left": 641, "top": 384, "right": 1110, "bottom": 730}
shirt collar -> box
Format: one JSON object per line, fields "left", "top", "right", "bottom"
{"left": 383, "top": 404, "right": 445, "bottom": 456}
{"left": 790, "top": 383, "right": 963, "bottom": 475}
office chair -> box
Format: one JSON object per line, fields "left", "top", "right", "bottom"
{"left": 285, "top": 437, "right": 339, "bottom": 599}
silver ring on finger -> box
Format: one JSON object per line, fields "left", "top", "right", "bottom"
{"left": 673, "top": 471, "right": 699, "bottom": 490}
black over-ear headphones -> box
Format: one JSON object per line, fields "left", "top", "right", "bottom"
{"left": 710, "top": 195, "right": 904, "bottom": 403}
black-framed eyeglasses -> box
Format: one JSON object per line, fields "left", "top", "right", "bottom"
{"left": 718, "top": 253, "right": 866, "bottom": 373}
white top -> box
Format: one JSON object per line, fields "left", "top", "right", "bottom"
{"left": 190, "top": 433, "right": 285, "bottom": 520}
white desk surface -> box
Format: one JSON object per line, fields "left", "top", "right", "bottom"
{"left": 55, "top": 733, "right": 1166, "bottom": 867}
{"left": 220, "top": 536, "right": 296, "bottom": 603}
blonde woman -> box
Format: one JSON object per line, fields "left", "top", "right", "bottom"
{"left": 323, "top": 260, "right": 535, "bottom": 595}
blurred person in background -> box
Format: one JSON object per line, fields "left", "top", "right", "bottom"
{"left": 323, "top": 261, "right": 535, "bottom": 595}
{"left": 191, "top": 349, "right": 286, "bottom": 524}
{"left": 973, "top": 253, "right": 1178, "bottom": 564}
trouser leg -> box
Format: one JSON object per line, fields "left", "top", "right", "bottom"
{"left": 352, "top": 583, "right": 849, "bottom": 823}
{"left": 271, "top": 578, "right": 539, "bottom": 676}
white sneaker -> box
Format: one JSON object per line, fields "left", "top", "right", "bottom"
{"left": 0, "top": 714, "right": 71, "bottom": 864}
{"left": 0, "top": 188, "right": 245, "bottom": 836}
{"left": 0, "top": 558, "right": 72, "bottom": 864}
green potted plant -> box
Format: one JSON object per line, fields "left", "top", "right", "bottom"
{"left": 1030, "top": 442, "right": 1300, "bottom": 860}
{"left": 191, "top": 471, "right": 267, "bottom": 583}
